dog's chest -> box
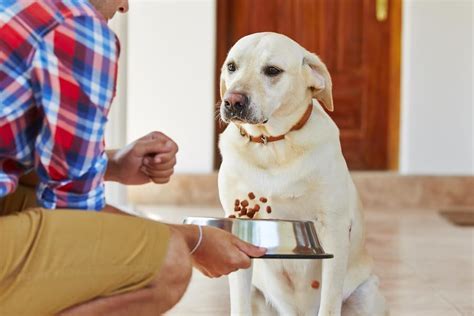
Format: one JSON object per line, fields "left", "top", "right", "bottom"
{"left": 222, "top": 162, "right": 321, "bottom": 221}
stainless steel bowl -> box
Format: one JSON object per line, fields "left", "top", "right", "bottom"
{"left": 183, "top": 217, "right": 333, "bottom": 259}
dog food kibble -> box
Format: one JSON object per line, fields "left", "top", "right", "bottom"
{"left": 311, "top": 280, "right": 320, "bottom": 289}
{"left": 228, "top": 214, "right": 236, "bottom": 218}
{"left": 248, "top": 192, "right": 256, "bottom": 200}
{"left": 247, "top": 210, "right": 255, "bottom": 218}
{"left": 240, "top": 208, "right": 247, "bottom": 216}
{"left": 234, "top": 199, "right": 240, "bottom": 206}
{"left": 259, "top": 197, "right": 267, "bottom": 203}
{"left": 254, "top": 204, "right": 260, "bottom": 211}
{"left": 241, "top": 200, "right": 249, "bottom": 207}
{"left": 234, "top": 206, "right": 241, "bottom": 212}
{"left": 266, "top": 206, "right": 272, "bottom": 213}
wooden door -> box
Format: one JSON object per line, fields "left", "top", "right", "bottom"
{"left": 214, "top": 0, "right": 401, "bottom": 170}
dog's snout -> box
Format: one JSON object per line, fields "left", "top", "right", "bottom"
{"left": 224, "top": 93, "right": 249, "bottom": 111}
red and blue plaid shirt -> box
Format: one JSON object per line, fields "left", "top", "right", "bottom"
{"left": 0, "top": 0, "right": 119, "bottom": 210}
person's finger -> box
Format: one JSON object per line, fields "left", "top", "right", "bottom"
{"left": 134, "top": 139, "right": 168, "bottom": 157}
{"left": 144, "top": 154, "right": 176, "bottom": 168}
{"left": 134, "top": 138, "right": 178, "bottom": 157}
{"left": 233, "top": 238, "right": 267, "bottom": 258}
{"left": 228, "top": 252, "right": 251, "bottom": 270}
{"left": 156, "top": 142, "right": 178, "bottom": 156}
{"left": 140, "top": 166, "right": 172, "bottom": 183}
{"left": 144, "top": 168, "right": 174, "bottom": 179}
{"left": 144, "top": 157, "right": 176, "bottom": 171}
{"left": 149, "top": 176, "right": 172, "bottom": 184}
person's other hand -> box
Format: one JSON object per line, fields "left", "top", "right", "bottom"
{"left": 106, "top": 131, "right": 178, "bottom": 185}
{"left": 192, "top": 226, "right": 266, "bottom": 278}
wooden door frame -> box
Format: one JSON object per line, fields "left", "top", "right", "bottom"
{"left": 387, "top": 0, "right": 402, "bottom": 170}
{"left": 213, "top": 0, "right": 402, "bottom": 171}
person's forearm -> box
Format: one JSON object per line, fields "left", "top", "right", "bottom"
{"left": 105, "top": 149, "right": 120, "bottom": 182}
{"left": 168, "top": 224, "right": 200, "bottom": 251}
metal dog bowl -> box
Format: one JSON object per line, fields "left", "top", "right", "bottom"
{"left": 183, "top": 217, "right": 333, "bottom": 259}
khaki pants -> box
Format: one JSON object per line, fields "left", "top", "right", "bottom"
{"left": 0, "top": 185, "right": 170, "bottom": 315}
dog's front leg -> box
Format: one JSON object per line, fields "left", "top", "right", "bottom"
{"left": 318, "top": 225, "right": 350, "bottom": 316}
{"left": 229, "top": 264, "right": 253, "bottom": 316}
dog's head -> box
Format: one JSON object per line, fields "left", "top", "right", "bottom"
{"left": 219, "top": 32, "right": 333, "bottom": 125}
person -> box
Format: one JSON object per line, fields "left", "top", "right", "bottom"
{"left": 0, "top": 0, "right": 266, "bottom": 315}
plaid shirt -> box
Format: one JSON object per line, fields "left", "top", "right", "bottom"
{"left": 0, "top": 0, "right": 119, "bottom": 210}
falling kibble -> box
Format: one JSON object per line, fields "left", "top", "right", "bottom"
{"left": 266, "top": 206, "right": 272, "bottom": 213}
{"left": 311, "top": 280, "right": 320, "bottom": 289}
{"left": 228, "top": 214, "right": 236, "bottom": 218}
{"left": 241, "top": 200, "right": 249, "bottom": 207}
{"left": 247, "top": 210, "right": 255, "bottom": 218}
{"left": 259, "top": 197, "right": 267, "bottom": 203}
{"left": 234, "top": 199, "right": 240, "bottom": 206}
{"left": 254, "top": 204, "right": 260, "bottom": 211}
{"left": 248, "top": 192, "right": 256, "bottom": 200}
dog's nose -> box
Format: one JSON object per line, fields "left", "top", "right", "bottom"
{"left": 224, "top": 92, "right": 249, "bottom": 111}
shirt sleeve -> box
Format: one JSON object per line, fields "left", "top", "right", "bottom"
{"left": 30, "top": 15, "right": 119, "bottom": 210}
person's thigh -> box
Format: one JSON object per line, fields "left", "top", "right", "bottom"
{"left": 0, "top": 184, "right": 38, "bottom": 216}
{"left": 0, "top": 209, "right": 170, "bottom": 315}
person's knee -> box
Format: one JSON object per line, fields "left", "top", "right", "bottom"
{"left": 149, "top": 228, "right": 192, "bottom": 313}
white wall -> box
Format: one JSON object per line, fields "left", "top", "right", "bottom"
{"left": 106, "top": 14, "right": 129, "bottom": 205}
{"left": 127, "top": 0, "right": 216, "bottom": 173}
{"left": 400, "top": 0, "right": 473, "bottom": 174}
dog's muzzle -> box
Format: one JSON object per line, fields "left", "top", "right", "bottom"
{"left": 221, "top": 92, "right": 255, "bottom": 123}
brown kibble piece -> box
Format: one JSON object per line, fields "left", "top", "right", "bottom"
{"left": 235, "top": 199, "right": 240, "bottom": 206}
{"left": 259, "top": 197, "right": 267, "bottom": 203}
{"left": 247, "top": 210, "right": 255, "bottom": 218}
{"left": 228, "top": 215, "right": 236, "bottom": 218}
{"left": 241, "top": 200, "right": 249, "bottom": 207}
{"left": 266, "top": 206, "right": 272, "bottom": 213}
{"left": 254, "top": 204, "right": 260, "bottom": 211}
{"left": 248, "top": 192, "right": 255, "bottom": 200}
{"left": 240, "top": 208, "right": 247, "bottom": 216}
{"left": 311, "top": 280, "right": 320, "bottom": 289}
{"left": 234, "top": 206, "right": 241, "bottom": 212}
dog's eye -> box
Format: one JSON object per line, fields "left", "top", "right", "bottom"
{"left": 264, "top": 66, "right": 283, "bottom": 77}
{"left": 227, "top": 62, "right": 236, "bottom": 73}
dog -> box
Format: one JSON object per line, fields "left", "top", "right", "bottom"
{"left": 217, "top": 32, "right": 387, "bottom": 316}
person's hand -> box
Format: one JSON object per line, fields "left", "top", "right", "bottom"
{"left": 173, "top": 225, "right": 266, "bottom": 278}
{"left": 193, "top": 226, "right": 266, "bottom": 277}
{"left": 106, "top": 131, "right": 178, "bottom": 185}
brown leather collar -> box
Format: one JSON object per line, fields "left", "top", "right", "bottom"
{"left": 239, "top": 105, "right": 313, "bottom": 144}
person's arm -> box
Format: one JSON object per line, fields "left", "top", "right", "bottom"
{"left": 30, "top": 15, "right": 119, "bottom": 210}
{"left": 101, "top": 204, "right": 267, "bottom": 276}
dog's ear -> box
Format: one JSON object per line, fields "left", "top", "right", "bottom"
{"left": 303, "top": 52, "right": 334, "bottom": 112}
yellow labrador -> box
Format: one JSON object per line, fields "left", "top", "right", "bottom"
{"left": 218, "top": 32, "right": 387, "bottom": 316}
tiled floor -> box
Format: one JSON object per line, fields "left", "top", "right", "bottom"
{"left": 134, "top": 205, "right": 474, "bottom": 316}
